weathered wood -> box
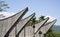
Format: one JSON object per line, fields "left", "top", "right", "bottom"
{"left": 16, "top": 13, "right": 35, "bottom": 37}
{"left": 23, "top": 17, "right": 49, "bottom": 37}
{"left": 40, "top": 19, "right": 57, "bottom": 34}
{"left": 35, "top": 19, "right": 57, "bottom": 37}
{"left": 35, "top": 17, "right": 49, "bottom": 34}
{"left": 24, "top": 26, "right": 33, "bottom": 37}
{"left": 0, "top": 7, "right": 28, "bottom": 37}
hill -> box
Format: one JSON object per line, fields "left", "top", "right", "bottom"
{"left": 52, "top": 25, "right": 60, "bottom": 32}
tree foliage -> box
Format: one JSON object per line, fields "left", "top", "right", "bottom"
{"left": 0, "top": 0, "right": 9, "bottom": 12}
{"left": 46, "top": 28, "right": 56, "bottom": 37}
{"left": 39, "top": 16, "right": 45, "bottom": 22}
{"left": 27, "top": 17, "right": 38, "bottom": 26}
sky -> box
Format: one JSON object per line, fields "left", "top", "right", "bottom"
{"left": 1, "top": 0, "right": 60, "bottom": 25}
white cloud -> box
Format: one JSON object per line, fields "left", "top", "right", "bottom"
{"left": 0, "top": 12, "right": 16, "bottom": 19}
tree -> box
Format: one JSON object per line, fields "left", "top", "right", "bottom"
{"left": 46, "top": 28, "right": 56, "bottom": 37}
{"left": 27, "top": 17, "right": 38, "bottom": 26}
{"left": 0, "top": 0, "right": 9, "bottom": 12}
{"left": 39, "top": 16, "right": 45, "bottom": 22}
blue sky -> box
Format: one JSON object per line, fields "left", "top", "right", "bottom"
{"left": 2, "top": 0, "right": 60, "bottom": 25}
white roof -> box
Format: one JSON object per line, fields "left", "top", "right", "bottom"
{"left": 45, "top": 16, "right": 56, "bottom": 22}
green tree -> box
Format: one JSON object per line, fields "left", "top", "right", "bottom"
{"left": 27, "top": 17, "right": 38, "bottom": 26}
{"left": 46, "top": 28, "right": 56, "bottom": 37}
{"left": 39, "top": 16, "right": 45, "bottom": 22}
{"left": 0, "top": 0, "right": 9, "bottom": 12}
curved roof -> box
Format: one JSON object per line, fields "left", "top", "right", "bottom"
{"left": 0, "top": 7, "right": 28, "bottom": 37}
{"left": 40, "top": 19, "right": 57, "bottom": 34}
{"left": 0, "top": 7, "right": 28, "bottom": 21}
